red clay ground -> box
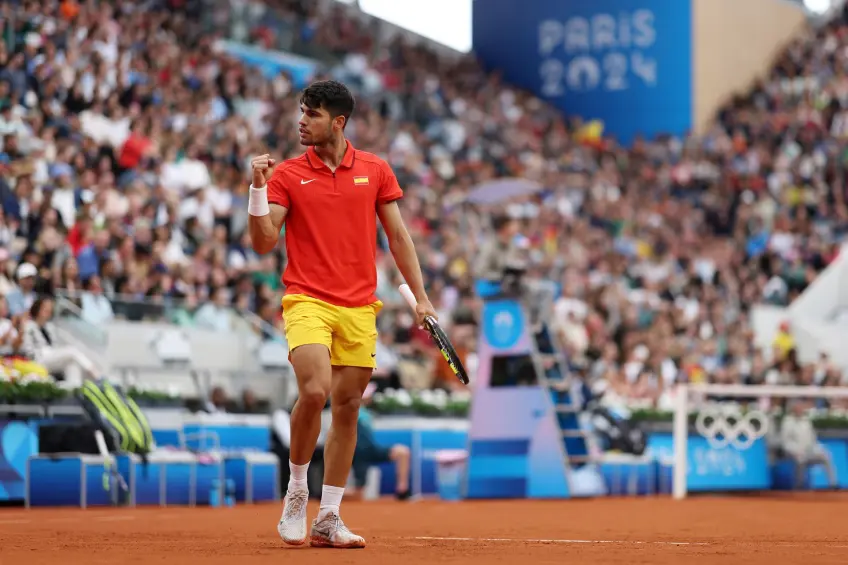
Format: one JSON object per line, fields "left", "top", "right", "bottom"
{"left": 1, "top": 495, "right": 848, "bottom": 564}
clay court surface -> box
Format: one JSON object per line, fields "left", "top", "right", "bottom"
{"left": 2, "top": 495, "right": 848, "bottom": 564}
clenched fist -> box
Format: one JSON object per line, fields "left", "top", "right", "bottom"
{"left": 251, "top": 154, "right": 276, "bottom": 187}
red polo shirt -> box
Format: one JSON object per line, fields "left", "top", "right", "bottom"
{"left": 266, "top": 142, "right": 403, "bottom": 307}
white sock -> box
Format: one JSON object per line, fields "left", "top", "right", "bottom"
{"left": 317, "top": 485, "right": 345, "bottom": 519}
{"left": 288, "top": 461, "right": 309, "bottom": 493}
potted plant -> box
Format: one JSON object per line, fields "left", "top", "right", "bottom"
{"left": 371, "top": 389, "right": 472, "bottom": 418}
{"left": 127, "top": 387, "right": 184, "bottom": 409}
{"left": 0, "top": 379, "right": 14, "bottom": 404}
{"left": 811, "top": 412, "right": 848, "bottom": 432}
{"left": 371, "top": 388, "right": 415, "bottom": 416}
{"left": 411, "top": 394, "right": 442, "bottom": 417}
{"left": 445, "top": 395, "right": 471, "bottom": 418}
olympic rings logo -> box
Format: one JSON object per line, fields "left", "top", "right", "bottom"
{"left": 695, "top": 405, "right": 769, "bottom": 450}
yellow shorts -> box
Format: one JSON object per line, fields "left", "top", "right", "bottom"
{"left": 282, "top": 294, "right": 383, "bottom": 369}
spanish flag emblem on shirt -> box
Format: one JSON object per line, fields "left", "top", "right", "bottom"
{"left": 353, "top": 176, "right": 369, "bottom": 185}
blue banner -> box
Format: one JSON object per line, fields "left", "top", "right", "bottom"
{"left": 181, "top": 424, "right": 270, "bottom": 452}
{"left": 648, "top": 432, "right": 771, "bottom": 491}
{"left": 472, "top": 0, "right": 693, "bottom": 144}
{"left": 0, "top": 419, "right": 38, "bottom": 501}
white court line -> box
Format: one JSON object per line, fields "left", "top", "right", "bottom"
{"left": 414, "top": 536, "right": 708, "bottom": 546}
{"left": 414, "top": 537, "right": 848, "bottom": 549}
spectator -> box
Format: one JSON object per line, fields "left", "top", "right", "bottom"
{"left": 271, "top": 399, "right": 326, "bottom": 498}
{"left": 170, "top": 292, "right": 198, "bottom": 327}
{"left": 0, "top": 248, "right": 14, "bottom": 296}
{"left": 239, "top": 388, "right": 264, "bottom": 414}
{"left": 0, "top": 296, "right": 24, "bottom": 358}
{"left": 350, "top": 383, "right": 411, "bottom": 500}
{"left": 780, "top": 399, "right": 838, "bottom": 490}
{"left": 80, "top": 275, "right": 114, "bottom": 325}
{"left": 473, "top": 214, "right": 523, "bottom": 283}
{"left": 194, "top": 287, "right": 235, "bottom": 332}
{"left": 204, "top": 386, "right": 230, "bottom": 414}
{"left": 372, "top": 332, "right": 402, "bottom": 391}
{"left": 6, "top": 263, "right": 38, "bottom": 317}
{"left": 772, "top": 321, "right": 795, "bottom": 362}
{"left": 22, "top": 296, "right": 98, "bottom": 386}
{"left": 0, "top": 295, "right": 46, "bottom": 379}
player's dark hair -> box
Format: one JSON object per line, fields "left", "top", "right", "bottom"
{"left": 300, "top": 80, "right": 355, "bottom": 129}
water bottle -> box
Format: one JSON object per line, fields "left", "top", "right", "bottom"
{"left": 209, "top": 479, "right": 221, "bottom": 507}
{"left": 224, "top": 479, "right": 236, "bottom": 507}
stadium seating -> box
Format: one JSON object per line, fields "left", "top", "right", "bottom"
{"left": 0, "top": 0, "right": 846, "bottom": 409}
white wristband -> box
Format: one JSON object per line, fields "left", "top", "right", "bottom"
{"left": 248, "top": 184, "right": 271, "bottom": 217}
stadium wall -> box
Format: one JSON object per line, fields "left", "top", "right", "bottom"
{"left": 751, "top": 245, "right": 848, "bottom": 369}
{"left": 693, "top": 0, "right": 807, "bottom": 133}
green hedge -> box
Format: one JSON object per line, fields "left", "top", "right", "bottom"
{"left": 7, "top": 380, "right": 848, "bottom": 430}
{"left": 0, "top": 380, "right": 182, "bottom": 407}
{"left": 629, "top": 408, "right": 848, "bottom": 430}
{"left": 0, "top": 379, "right": 68, "bottom": 403}
{"left": 371, "top": 391, "right": 471, "bottom": 418}
{"left": 126, "top": 387, "right": 183, "bottom": 407}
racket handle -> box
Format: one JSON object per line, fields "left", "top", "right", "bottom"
{"left": 398, "top": 283, "right": 418, "bottom": 310}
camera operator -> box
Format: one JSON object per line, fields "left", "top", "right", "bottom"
{"left": 473, "top": 214, "right": 556, "bottom": 327}
{"left": 780, "top": 399, "right": 837, "bottom": 490}
{"left": 473, "top": 214, "right": 526, "bottom": 296}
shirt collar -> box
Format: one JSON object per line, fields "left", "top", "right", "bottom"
{"left": 306, "top": 140, "right": 356, "bottom": 170}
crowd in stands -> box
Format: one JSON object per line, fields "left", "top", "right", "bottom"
{"left": 1, "top": 0, "right": 847, "bottom": 405}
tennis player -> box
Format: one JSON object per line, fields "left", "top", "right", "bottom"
{"left": 247, "top": 80, "right": 436, "bottom": 549}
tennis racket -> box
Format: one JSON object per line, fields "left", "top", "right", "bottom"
{"left": 398, "top": 284, "right": 469, "bottom": 385}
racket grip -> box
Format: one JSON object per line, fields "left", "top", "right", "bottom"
{"left": 398, "top": 283, "right": 418, "bottom": 310}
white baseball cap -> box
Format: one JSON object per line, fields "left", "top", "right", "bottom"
{"left": 16, "top": 262, "right": 37, "bottom": 280}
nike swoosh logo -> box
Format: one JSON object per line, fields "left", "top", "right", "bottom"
{"left": 301, "top": 179, "right": 315, "bottom": 185}
{"left": 371, "top": 353, "right": 376, "bottom": 358}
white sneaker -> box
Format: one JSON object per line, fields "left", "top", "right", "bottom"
{"left": 309, "top": 512, "right": 366, "bottom": 549}
{"left": 277, "top": 489, "right": 309, "bottom": 545}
